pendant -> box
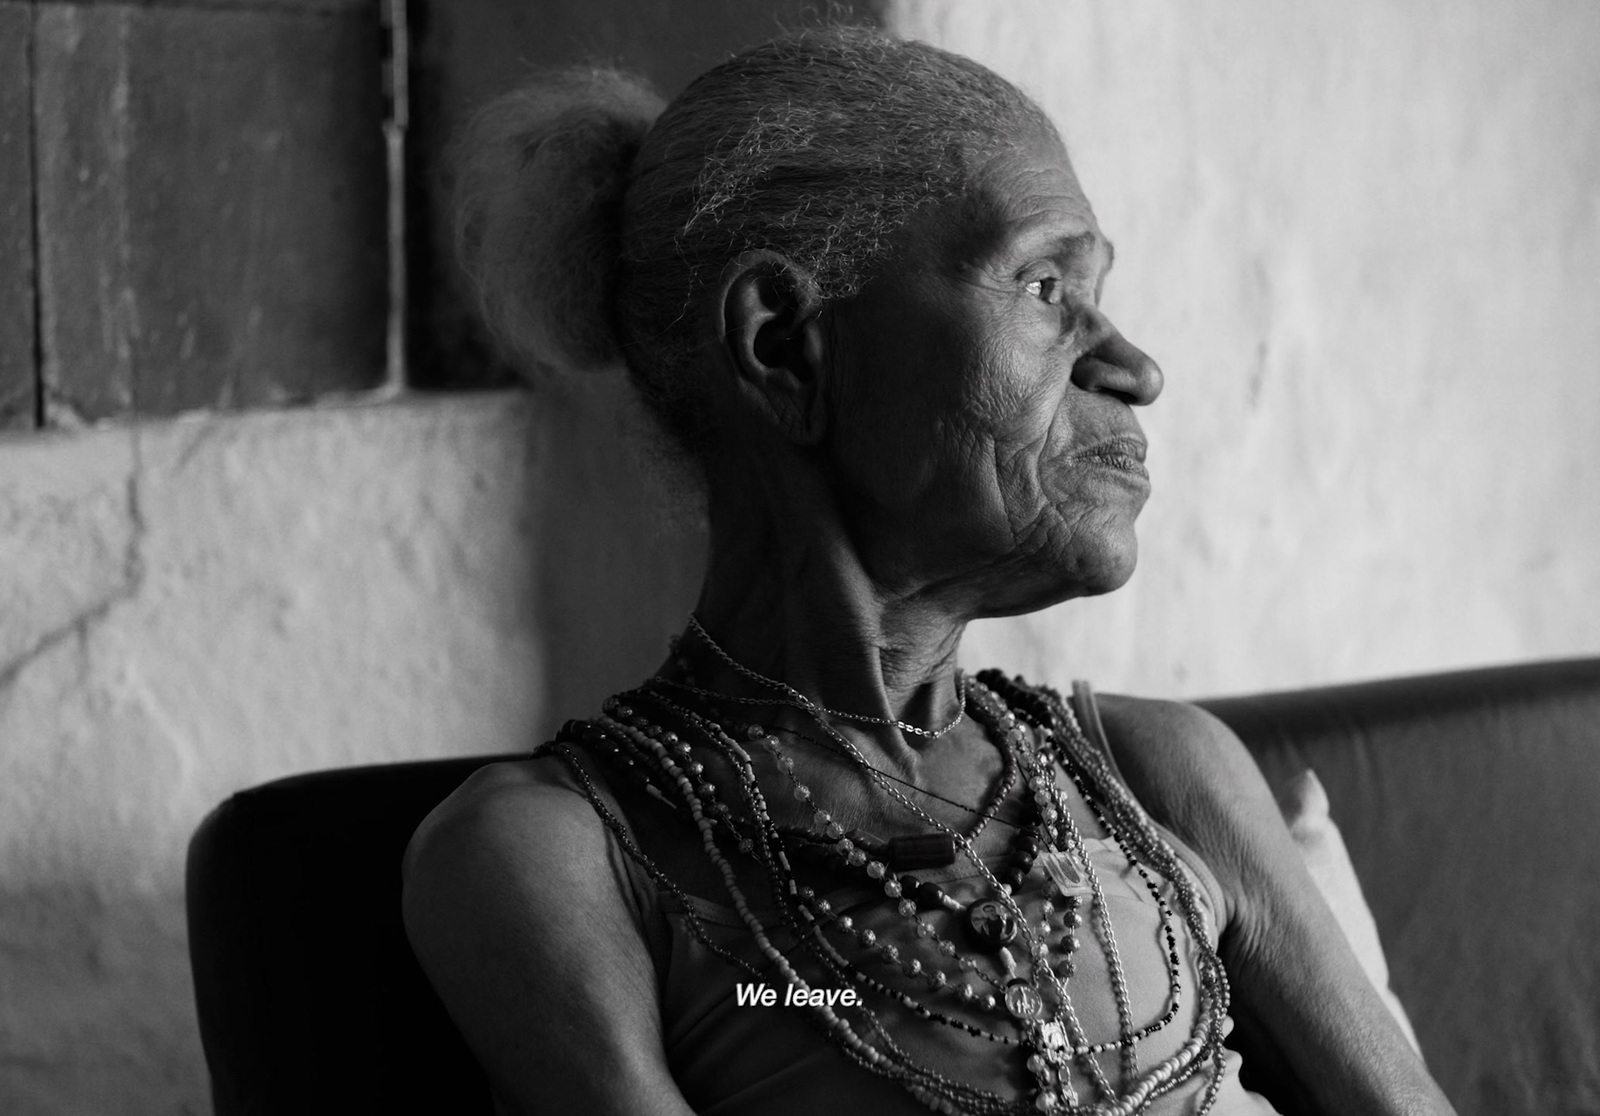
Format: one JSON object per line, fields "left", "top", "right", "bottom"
{"left": 1038, "top": 850, "right": 1089, "bottom": 896}
{"left": 1025, "top": 1020, "right": 1069, "bottom": 1111}
{"left": 885, "top": 831, "right": 958, "bottom": 870}
{"left": 964, "top": 898, "right": 1019, "bottom": 952}
{"left": 1038, "top": 1021, "right": 1069, "bottom": 1065}
{"left": 1004, "top": 979, "right": 1045, "bottom": 1021}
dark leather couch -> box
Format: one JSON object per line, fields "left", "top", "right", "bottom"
{"left": 185, "top": 658, "right": 1600, "bottom": 1115}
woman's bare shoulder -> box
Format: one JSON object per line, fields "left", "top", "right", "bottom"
{"left": 1092, "top": 696, "right": 1452, "bottom": 1110}
{"left": 402, "top": 753, "right": 621, "bottom": 900}
{"left": 1089, "top": 693, "right": 1265, "bottom": 804}
{"left": 1086, "top": 693, "right": 1285, "bottom": 929}
{"left": 401, "top": 755, "right": 692, "bottom": 1114}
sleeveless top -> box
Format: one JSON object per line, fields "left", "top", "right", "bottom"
{"left": 544, "top": 683, "right": 1283, "bottom": 1115}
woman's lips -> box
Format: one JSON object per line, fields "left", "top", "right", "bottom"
{"left": 1070, "top": 436, "right": 1150, "bottom": 480}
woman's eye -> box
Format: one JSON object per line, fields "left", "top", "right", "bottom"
{"left": 1025, "top": 276, "right": 1064, "bottom": 305}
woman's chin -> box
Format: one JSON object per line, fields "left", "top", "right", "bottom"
{"left": 1079, "top": 549, "right": 1139, "bottom": 598}
{"left": 1048, "top": 516, "right": 1142, "bottom": 596}
{"left": 972, "top": 536, "right": 1140, "bottom": 619}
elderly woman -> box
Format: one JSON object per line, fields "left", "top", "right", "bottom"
{"left": 402, "top": 29, "right": 1453, "bottom": 1116}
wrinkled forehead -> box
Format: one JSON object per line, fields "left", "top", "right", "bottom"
{"left": 971, "top": 125, "right": 1089, "bottom": 217}
{"left": 891, "top": 126, "right": 1098, "bottom": 274}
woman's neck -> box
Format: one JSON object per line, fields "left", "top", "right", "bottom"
{"left": 682, "top": 457, "right": 970, "bottom": 771}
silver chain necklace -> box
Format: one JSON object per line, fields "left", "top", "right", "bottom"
{"left": 684, "top": 613, "right": 968, "bottom": 740}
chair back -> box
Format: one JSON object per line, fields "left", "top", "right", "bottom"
{"left": 187, "top": 754, "right": 518, "bottom": 1114}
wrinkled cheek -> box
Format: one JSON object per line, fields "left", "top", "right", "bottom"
{"left": 989, "top": 445, "right": 1055, "bottom": 537}
{"left": 958, "top": 352, "right": 1037, "bottom": 429}
{"left": 969, "top": 391, "right": 1069, "bottom": 490}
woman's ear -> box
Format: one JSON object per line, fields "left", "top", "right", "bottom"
{"left": 710, "top": 250, "right": 829, "bottom": 445}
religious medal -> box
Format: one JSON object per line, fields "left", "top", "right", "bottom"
{"left": 1005, "top": 979, "right": 1045, "bottom": 1020}
{"left": 1025, "top": 1021, "right": 1070, "bottom": 1110}
{"left": 1038, "top": 1020, "right": 1070, "bottom": 1065}
{"left": 965, "top": 898, "right": 1020, "bottom": 951}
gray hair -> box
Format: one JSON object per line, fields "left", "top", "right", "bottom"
{"left": 455, "top": 28, "right": 1055, "bottom": 459}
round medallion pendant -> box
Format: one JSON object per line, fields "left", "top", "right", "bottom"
{"left": 1004, "top": 980, "right": 1045, "bottom": 1021}
{"left": 965, "top": 898, "right": 1019, "bottom": 952}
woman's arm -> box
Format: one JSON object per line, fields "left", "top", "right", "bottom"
{"left": 1095, "top": 696, "right": 1456, "bottom": 1116}
{"left": 401, "top": 761, "right": 696, "bottom": 1116}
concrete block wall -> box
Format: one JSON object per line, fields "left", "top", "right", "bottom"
{"left": 0, "top": 2, "right": 34, "bottom": 428}
{"left": 6, "top": 0, "right": 388, "bottom": 429}
{"left": 0, "top": 3, "right": 1596, "bottom": 1113}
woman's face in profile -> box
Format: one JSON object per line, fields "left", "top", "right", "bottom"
{"left": 826, "top": 128, "right": 1164, "bottom": 616}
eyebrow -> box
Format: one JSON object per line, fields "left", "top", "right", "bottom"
{"left": 996, "top": 226, "right": 1116, "bottom": 279}
{"left": 1046, "top": 232, "right": 1115, "bottom": 272}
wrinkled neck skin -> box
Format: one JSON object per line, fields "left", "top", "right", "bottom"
{"left": 680, "top": 444, "right": 975, "bottom": 787}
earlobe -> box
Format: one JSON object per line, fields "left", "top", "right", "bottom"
{"left": 712, "top": 250, "right": 829, "bottom": 445}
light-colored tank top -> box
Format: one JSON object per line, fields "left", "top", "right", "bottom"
{"left": 550, "top": 684, "right": 1283, "bottom": 1115}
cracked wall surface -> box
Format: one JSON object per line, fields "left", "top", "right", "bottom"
{"left": 0, "top": 397, "right": 513, "bottom": 1111}
{"left": 0, "top": 382, "right": 704, "bottom": 1114}
{"left": 0, "top": 430, "right": 142, "bottom": 691}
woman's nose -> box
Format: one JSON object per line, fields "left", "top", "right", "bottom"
{"left": 1071, "top": 315, "right": 1164, "bottom": 406}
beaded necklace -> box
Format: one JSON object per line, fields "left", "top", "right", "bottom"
{"left": 762, "top": 678, "right": 1154, "bottom": 1105}
{"left": 766, "top": 721, "right": 1030, "bottom": 830}
{"left": 646, "top": 678, "right": 1054, "bottom": 1040}
{"left": 980, "top": 671, "right": 1233, "bottom": 1115}
{"left": 684, "top": 613, "right": 970, "bottom": 740}
{"left": 667, "top": 628, "right": 1156, "bottom": 1096}
{"left": 536, "top": 656, "right": 1231, "bottom": 1115}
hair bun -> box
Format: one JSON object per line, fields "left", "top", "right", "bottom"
{"left": 454, "top": 68, "right": 664, "bottom": 374}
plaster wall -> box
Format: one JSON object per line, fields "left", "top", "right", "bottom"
{"left": 1, "top": 4, "right": 1598, "bottom": 1114}
{"left": 889, "top": 1, "right": 1600, "bottom": 694}
{"left": 0, "top": 387, "right": 701, "bottom": 1113}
